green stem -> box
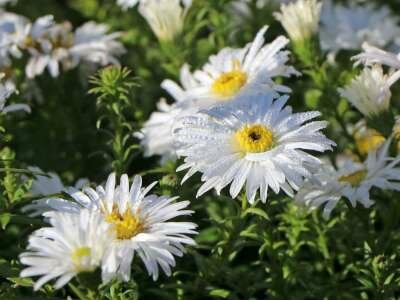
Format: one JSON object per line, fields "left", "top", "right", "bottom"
{"left": 241, "top": 193, "right": 248, "bottom": 211}
{"left": 68, "top": 283, "right": 89, "bottom": 300}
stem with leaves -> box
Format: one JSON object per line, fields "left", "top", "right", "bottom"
{"left": 89, "top": 67, "right": 139, "bottom": 176}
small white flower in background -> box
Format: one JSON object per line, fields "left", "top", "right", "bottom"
{"left": 338, "top": 66, "right": 392, "bottom": 118}
{"left": 116, "top": 0, "right": 140, "bottom": 10}
{"left": 230, "top": 0, "right": 292, "bottom": 22}
{"left": 0, "top": 13, "right": 125, "bottom": 78}
{"left": 23, "top": 173, "right": 197, "bottom": 282}
{"left": 20, "top": 209, "right": 112, "bottom": 290}
{"left": 70, "top": 22, "right": 125, "bottom": 67}
{"left": 0, "top": 0, "right": 17, "bottom": 5}
{"left": 353, "top": 43, "right": 400, "bottom": 88}
{"left": 173, "top": 93, "right": 335, "bottom": 204}
{"left": 23, "top": 167, "right": 88, "bottom": 217}
{"left": 0, "top": 73, "right": 30, "bottom": 114}
{"left": 0, "top": 12, "right": 30, "bottom": 61}
{"left": 136, "top": 98, "right": 197, "bottom": 162}
{"left": 25, "top": 20, "right": 72, "bottom": 78}
{"left": 274, "top": 0, "right": 322, "bottom": 42}
{"left": 296, "top": 140, "right": 400, "bottom": 219}
{"left": 138, "top": 0, "right": 191, "bottom": 42}
{"left": 320, "top": 1, "right": 400, "bottom": 55}
{"left": 138, "top": 64, "right": 199, "bottom": 161}
{"left": 28, "top": 167, "right": 88, "bottom": 193}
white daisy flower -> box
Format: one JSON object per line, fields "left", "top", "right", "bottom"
{"left": 138, "top": 0, "right": 191, "bottom": 42}
{"left": 173, "top": 93, "right": 335, "bottom": 204}
{"left": 320, "top": 1, "right": 400, "bottom": 54}
{"left": 28, "top": 167, "right": 89, "bottom": 196}
{"left": 274, "top": 0, "right": 322, "bottom": 42}
{"left": 23, "top": 173, "right": 197, "bottom": 282}
{"left": 177, "top": 26, "right": 299, "bottom": 104}
{"left": 296, "top": 140, "right": 400, "bottom": 218}
{"left": 116, "top": 0, "right": 140, "bottom": 10}
{"left": 25, "top": 17, "right": 124, "bottom": 78}
{"left": 352, "top": 43, "right": 400, "bottom": 87}
{"left": 338, "top": 65, "right": 393, "bottom": 118}
{"left": 0, "top": 73, "right": 30, "bottom": 114}
{"left": 138, "top": 64, "right": 199, "bottom": 161}
{"left": 20, "top": 209, "right": 112, "bottom": 290}
{"left": 69, "top": 22, "right": 125, "bottom": 67}
{"left": 0, "top": 12, "right": 30, "bottom": 61}
{"left": 138, "top": 27, "right": 299, "bottom": 160}
{"left": 24, "top": 15, "right": 64, "bottom": 78}
{"left": 137, "top": 98, "right": 196, "bottom": 162}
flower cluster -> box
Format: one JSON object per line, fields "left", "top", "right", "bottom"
{"left": 8, "top": 0, "right": 400, "bottom": 296}
{"left": 138, "top": 26, "right": 300, "bottom": 161}
{"left": 21, "top": 173, "right": 197, "bottom": 289}
{"left": 0, "top": 12, "right": 125, "bottom": 79}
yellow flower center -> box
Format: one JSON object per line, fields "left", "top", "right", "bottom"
{"left": 354, "top": 129, "right": 385, "bottom": 156}
{"left": 105, "top": 206, "right": 144, "bottom": 240}
{"left": 338, "top": 170, "right": 367, "bottom": 187}
{"left": 234, "top": 124, "right": 274, "bottom": 153}
{"left": 71, "top": 247, "right": 91, "bottom": 272}
{"left": 211, "top": 60, "right": 247, "bottom": 98}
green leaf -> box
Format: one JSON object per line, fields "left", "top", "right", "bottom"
{"left": 0, "top": 213, "right": 11, "bottom": 230}
{"left": 209, "top": 289, "right": 231, "bottom": 298}
{"left": 243, "top": 207, "right": 269, "bottom": 220}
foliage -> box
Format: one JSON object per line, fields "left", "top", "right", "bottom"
{"left": 1, "top": 0, "right": 400, "bottom": 299}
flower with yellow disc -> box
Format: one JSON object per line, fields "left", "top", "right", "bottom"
{"left": 173, "top": 93, "right": 335, "bottom": 204}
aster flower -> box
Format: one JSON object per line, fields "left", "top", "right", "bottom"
{"left": 165, "top": 26, "right": 299, "bottom": 105}
{"left": 23, "top": 173, "right": 197, "bottom": 281}
{"left": 116, "top": 0, "right": 140, "bottom": 10}
{"left": 296, "top": 140, "right": 400, "bottom": 218}
{"left": 0, "top": 73, "right": 29, "bottom": 114}
{"left": 338, "top": 66, "right": 392, "bottom": 118}
{"left": 320, "top": 1, "right": 400, "bottom": 54}
{"left": 27, "top": 166, "right": 88, "bottom": 198}
{"left": 21, "top": 16, "right": 124, "bottom": 78}
{"left": 26, "top": 21, "right": 124, "bottom": 78}
{"left": 352, "top": 44, "right": 400, "bottom": 88}
{"left": 137, "top": 98, "right": 197, "bottom": 161}
{"left": 20, "top": 209, "right": 112, "bottom": 290}
{"left": 138, "top": 64, "right": 199, "bottom": 161}
{"left": 0, "top": 12, "right": 31, "bottom": 61}
{"left": 138, "top": 0, "right": 191, "bottom": 42}
{"left": 25, "top": 20, "right": 73, "bottom": 78}
{"left": 138, "top": 27, "right": 299, "bottom": 160}
{"left": 353, "top": 43, "right": 400, "bottom": 69}
{"left": 274, "top": 0, "right": 322, "bottom": 42}
{"left": 173, "top": 93, "right": 335, "bottom": 204}
{"left": 69, "top": 22, "right": 125, "bottom": 67}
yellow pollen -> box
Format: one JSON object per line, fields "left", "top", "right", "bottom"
{"left": 211, "top": 61, "right": 247, "bottom": 98}
{"left": 234, "top": 124, "right": 274, "bottom": 153}
{"left": 71, "top": 247, "right": 91, "bottom": 271}
{"left": 354, "top": 129, "right": 385, "bottom": 156}
{"left": 105, "top": 206, "right": 144, "bottom": 240}
{"left": 339, "top": 170, "right": 367, "bottom": 187}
